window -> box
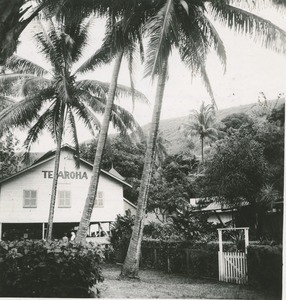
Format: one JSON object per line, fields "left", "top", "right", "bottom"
{"left": 23, "top": 190, "right": 37, "bottom": 208}
{"left": 95, "top": 191, "right": 104, "bottom": 207}
{"left": 58, "top": 190, "right": 71, "bottom": 208}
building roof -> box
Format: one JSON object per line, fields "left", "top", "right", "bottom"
{"left": 201, "top": 201, "right": 249, "bottom": 213}
{"left": 123, "top": 198, "right": 137, "bottom": 209}
{"left": 109, "top": 167, "right": 125, "bottom": 181}
{"left": 0, "top": 145, "right": 132, "bottom": 188}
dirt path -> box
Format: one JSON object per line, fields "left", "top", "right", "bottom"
{"left": 95, "top": 264, "right": 279, "bottom": 299}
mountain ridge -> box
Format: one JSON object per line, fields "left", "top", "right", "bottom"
{"left": 142, "top": 98, "right": 285, "bottom": 155}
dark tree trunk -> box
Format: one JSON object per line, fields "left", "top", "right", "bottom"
{"left": 121, "top": 59, "right": 168, "bottom": 279}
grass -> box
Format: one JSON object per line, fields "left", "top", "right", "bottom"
{"left": 95, "top": 264, "right": 280, "bottom": 299}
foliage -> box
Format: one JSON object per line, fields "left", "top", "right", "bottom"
{"left": 143, "top": 221, "right": 181, "bottom": 241}
{"left": 141, "top": 240, "right": 184, "bottom": 273}
{"left": 221, "top": 112, "right": 254, "bottom": 132}
{"left": 0, "top": 130, "right": 21, "bottom": 180}
{"left": 248, "top": 245, "right": 282, "bottom": 294}
{"left": 80, "top": 136, "right": 146, "bottom": 203}
{"left": 0, "top": 239, "right": 104, "bottom": 298}
{"left": 140, "top": 240, "right": 239, "bottom": 277}
{"left": 197, "top": 100, "right": 284, "bottom": 238}
{"left": 181, "top": 103, "right": 221, "bottom": 162}
{"left": 110, "top": 210, "right": 135, "bottom": 263}
{"left": 171, "top": 209, "right": 218, "bottom": 242}
{"left": 200, "top": 128, "right": 267, "bottom": 205}
{"left": 147, "top": 154, "right": 199, "bottom": 220}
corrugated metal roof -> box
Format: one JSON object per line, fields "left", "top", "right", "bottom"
{"left": 201, "top": 201, "right": 249, "bottom": 212}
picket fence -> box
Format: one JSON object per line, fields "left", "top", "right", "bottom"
{"left": 217, "top": 227, "right": 249, "bottom": 285}
{"left": 218, "top": 251, "right": 248, "bottom": 284}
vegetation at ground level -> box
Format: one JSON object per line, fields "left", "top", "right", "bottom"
{"left": 0, "top": 239, "right": 104, "bottom": 297}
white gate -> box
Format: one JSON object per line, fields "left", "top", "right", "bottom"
{"left": 218, "top": 227, "right": 249, "bottom": 284}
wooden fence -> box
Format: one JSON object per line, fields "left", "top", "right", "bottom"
{"left": 218, "top": 251, "right": 248, "bottom": 284}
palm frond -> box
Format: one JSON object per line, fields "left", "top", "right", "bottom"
{"left": 110, "top": 103, "right": 143, "bottom": 135}
{"left": 6, "top": 55, "right": 48, "bottom": 76}
{"left": 0, "top": 88, "right": 53, "bottom": 136}
{"left": 69, "top": 17, "right": 93, "bottom": 63}
{"left": 20, "top": 77, "right": 52, "bottom": 97}
{"left": 199, "top": 14, "right": 227, "bottom": 72}
{"left": 178, "top": 28, "right": 216, "bottom": 105}
{"left": 71, "top": 99, "right": 101, "bottom": 136}
{"left": 209, "top": 2, "right": 286, "bottom": 54}
{"left": 0, "top": 95, "right": 16, "bottom": 110}
{"left": 0, "top": 73, "right": 38, "bottom": 87}
{"left": 75, "top": 41, "right": 114, "bottom": 74}
{"left": 23, "top": 107, "right": 55, "bottom": 160}
{"left": 144, "top": 0, "right": 178, "bottom": 78}
{"left": 77, "top": 79, "right": 149, "bottom": 104}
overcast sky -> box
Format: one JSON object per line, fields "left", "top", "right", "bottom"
{"left": 15, "top": 3, "right": 286, "bottom": 151}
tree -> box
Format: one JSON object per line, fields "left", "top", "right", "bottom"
{"left": 147, "top": 154, "right": 199, "bottom": 223}
{"left": 200, "top": 128, "right": 267, "bottom": 235}
{"left": 0, "top": 16, "right": 145, "bottom": 240}
{"left": 75, "top": 0, "right": 153, "bottom": 241}
{"left": 198, "top": 103, "right": 284, "bottom": 238}
{"left": 0, "top": 130, "right": 21, "bottom": 180}
{"left": 122, "top": 0, "right": 286, "bottom": 278}
{"left": 221, "top": 113, "right": 254, "bottom": 132}
{"left": 182, "top": 102, "right": 219, "bottom": 162}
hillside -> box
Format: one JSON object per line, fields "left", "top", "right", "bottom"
{"left": 142, "top": 99, "right": 284, "bottom": 155}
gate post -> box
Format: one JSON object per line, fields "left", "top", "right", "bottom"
{"left": 244, "top": 228, "right": 249, "bottom": 254}
{"left": 218, "top": 229, "right": 223, "bottom": 281}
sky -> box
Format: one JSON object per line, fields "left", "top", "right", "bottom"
{"left": 14, "top": 2, "right": 286, "bottom": 151}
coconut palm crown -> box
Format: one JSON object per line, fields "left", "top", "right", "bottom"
{"left": 0, "top": 17, "right": 147, "bottom": 240}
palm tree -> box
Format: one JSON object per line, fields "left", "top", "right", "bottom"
{"left": 121, "top": 0, "right": 286, "bottom": 278}
{"left": 182, "top": 102, "right": 218, "bottom": 163}
{"left": 75, "top": 1, "right": 158, "bottom": 242}
{"left": 0, "top": 17, "right": 146, "bottom": 240}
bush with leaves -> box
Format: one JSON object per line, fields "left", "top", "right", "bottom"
{"left": 248, "top": 244, "right": 282, "bottom": 294}
{"left": 0, "top": 239, "right": 104, "bottom": 297}
{"left": 143, "top": 221, "right": 181, "bottom": 241}
{"left": 110, "top": 210, "right": 135, "bottom": 263}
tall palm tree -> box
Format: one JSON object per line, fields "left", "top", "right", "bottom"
{"left": 183, "top": 102, "right": 218, "bottom": 163}
{"left": 121, "top": 0, "right": 286, "bottom": 278}
{"left": 0, "top": 17, "right": 146, "bottom": 240}
{"left": 75, "top": 0, "right": 159, "bottom": 242}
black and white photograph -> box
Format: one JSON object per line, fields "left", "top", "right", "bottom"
{"left": 0, "top": 0, "right": 285, "bottom": 299}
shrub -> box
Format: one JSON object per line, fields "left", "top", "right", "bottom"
{"left": 143, "top": 221, "right": 182, "bottom": 241}
{"left": 248, "top": 244, "right": 282, "bottom": 293}
{"left": 140, "top": 240, "right": 240, "bottom": 278}
{"left": 110, "top": 210, "right": 135, "bottom": 263}
{"left": 0, "top": 239, "right": 104, "bottom": 298}
{"left": 141, "top": 240, "right": 185, "bottom": 272}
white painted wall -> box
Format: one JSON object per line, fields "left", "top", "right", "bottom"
{"left": 123, "top": 200, "right": 136, "bottom": 216}
{"left": 207, "top": 212, "right": 233, "bottom": 225}
{"left": 0, "top": 149, "right": 125, "bottom": 223}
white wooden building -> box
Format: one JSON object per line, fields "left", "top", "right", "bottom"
{"left": 0, "top": 145, "right": 132, "bottom": 240}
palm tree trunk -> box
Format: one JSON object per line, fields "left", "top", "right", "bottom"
{"left": 201, "top": 137, "right": 204, "bottom": 163}
{"left": 121, "top": 58, "right": 168, "bottom": 278}
{"left": 75, "top": 51, "right": 124, "bottom": 243}
{"left": 46, "top": 109, "right": 65, "bottom": 241}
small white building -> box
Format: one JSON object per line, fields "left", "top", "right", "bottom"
{"left": 0, "top": 145, "right": 133, "bottom": 241}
